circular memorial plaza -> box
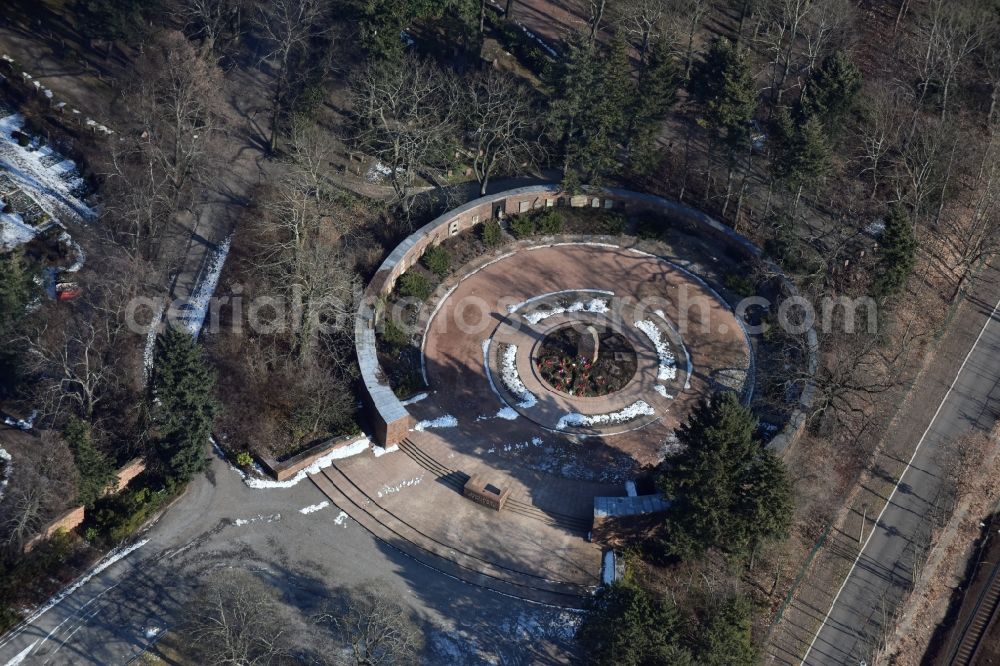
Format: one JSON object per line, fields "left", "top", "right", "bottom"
{"left": 305, "top": 186, "right": 810, "bottom": 607}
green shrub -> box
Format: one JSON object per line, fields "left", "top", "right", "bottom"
{"left": 510, "top": 214, "right": 536, "bottom": 238}
{"left": 636, "top": 216, "right": 663, "bottom": 240}
{"left": 595, "top": 212, "right": 626, "bottom": 235}
{"left": 724, "top": 273, "right": 756, "bottom": 297}
{"left": 422, "top": 245, "right": 451, "bottom": 277}
{"left": 482, "top": 219, "right": 503, "bottom": 247}
{"left": 397, "top": 272, "right": 433, "bottom": 300}
{"left": 236, "top": 451, "right": 253, "bottom": 467}
{"left": 91, "top": 486, "right": 169, "bottom": 545}
{"left": 381, "top": 318, "right": 410, "bottom": 350}
{"left": 535, "top": 209, "right": 564, "bottom": 235}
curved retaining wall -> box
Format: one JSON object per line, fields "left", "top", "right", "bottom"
{"left": 356, "top": 185, "right": 817, "bottom": 449}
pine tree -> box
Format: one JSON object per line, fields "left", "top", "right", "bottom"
{"left": 696, "top": 596, "right": 760, "bottom": 666}
{"left": 873, "top": 204, "right": 917, "bottom": 299}
{"left": 151, "top": 326, "right": 217, "bottom": 484}
{"left": 800, "top": 51, "right": 861, "bottom": 134}
{"left": 771, "top": 111, "right": 831, "bottom": 215}
{"left": 658, "top": 391, "right": 792, "bottom": 560}
{"left": 580, "top": 33, "right": 635, "bottom": 183}
{"left": 627, "top": 36, "right": 680, "bottom": 175}
{"left": 0, "top": 250, "right": 39, "bottom": 396}
{"left": 689, "top": 38, "right": 757, "bottom": 152}
{"left": 547, "top": 33, "right": 602, "bottom": 189}
{"left": 577, "top": 580, "right": 695, "bottom": 665}
{"left": 65, "top": 418, "right": 117, "bottom": 508}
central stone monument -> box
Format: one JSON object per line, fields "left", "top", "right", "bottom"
{"left": 578, "top": 325, "right": 599, "bottom": 363}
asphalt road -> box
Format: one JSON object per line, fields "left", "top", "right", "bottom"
{"left": 801, "top": 274, "right": 1000, "bottom": 664}
{"left": 0, "top": 451, "right": 581, "bottom": 665}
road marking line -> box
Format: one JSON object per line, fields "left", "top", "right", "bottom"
{"left": 799, "top": 294, "right": 1000, "bottom": 664}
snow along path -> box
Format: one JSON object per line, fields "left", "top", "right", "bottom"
{"left": 181, "top": 233, "right": 232, "bottom": 337}
{"left": 555, "top": 400, "right": 655, "bottom": 430}
{"left": 0, "top": 538, "right": 149, "bottom": 660}
{"left": 240, "top": 438, "right": 371, "bottom": 489}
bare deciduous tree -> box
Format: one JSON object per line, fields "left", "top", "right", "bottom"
{"left": 465, "top": 72, "right": 540, "bottom": 196}
{"left": 351, "top": 56, "right": 457, "bottom": 214}
{"left": 614, "top": 0, "right": 667, "bottom": 63}
{"left": 255, "top": 0, "right": 331, "bottom": 154}
{"left": 317, "top": 587, "right": 422, "bottom": 666}
{"left": 184, "top": 570, "right": 290, "bottom": 665}
{"left": 176, "top": 0, "right": 246, "bottom": 57}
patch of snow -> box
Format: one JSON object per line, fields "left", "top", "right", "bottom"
{"left": 57, "top": 231, "right": 85, "bottom": 272}
{"left": 0, "top": 208, "right": 36, "bottom": 250}
{"left": 413, "top": 415, "right": 457, "bottom": 431}
{"left": 653, "top": 384, "right": 673, "bottom": 399}
{"left": 400, "top": 31, "right": 415, "bottom": 47}
{"left": 377, "top": 475, "right": 423, "bottom": 498}
{"left": 3, "top": 640, "right": 38, "bottom": 665}
{"left": 487, "top": 436, "right": 543, "bottom": 455}
{"left": 556, "top": 400, "right": 654, "bottom": 430}
{"left": 3, "top": 410, "right": 36, "bottom": 431}
{"left": 494, "top": 406, "right": 519, "bottom": 420}
{"left": 499, "top": 344, "right": 537, "bottom": 409}
{"left": 400, "top": 392, "right": 429, "bottom": 406}
{"left": 635, "top": 320, "right": 677, "bottom": 381}
{"left": 505, "top": 288, "right": 613, "bottom": 315}
{"left": 0, "top": 448, "right": 11, "bottom": 501}
{"left": 299, "top": 501, "right": 329, "bottom": 515}
{"left": 142, "top": 298, "right": 167, "bottom": 381}
{"left": 865, "top": 220, "right": 886, "bottom": 237}
{"left": 241, "top": 437, "right": 371, "bottom": 489}
{"left": 143, "top": 626, "right": 161, "bottom": 640}
{"left": 333, "top": 511, "right": 349, "bottom": 527}
{"left": 0, "top": 113, "right": 95, "bottom": 224}
{"left": 372, "top": 443, "right": 399, "bottom": 457}
{"left": 602, "top": 550, "right": 616, "bottom": 585}
{"left": 17, "top": 540, "right": 148, "bottom": 630}
{"left": 364, "top": 161, "right": 402, "bottom": 183}
{"left": 523, "top": 298, "right": 609, "bottom": 325}
{"left": 516, "top": 22, "right": 559, "bottom": 58}
{"left": 234, "top": 513, "right": 281, "bottom": 526}
{"left": 653, "top": 310, "right": 692, "bottom": 390}
{"left": 625, "top": 480, "right": 637, "bottom": 497}
{"left": 180, "top": 234, "right": 232, "bottom": 337}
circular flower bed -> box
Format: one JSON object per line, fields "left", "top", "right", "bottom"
{"left": 534, "top": 326, "right": 637, "bottom": 397}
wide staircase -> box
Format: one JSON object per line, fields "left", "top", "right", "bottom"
{"left": 309, "top": 439, "right": 598, "bottom": 608}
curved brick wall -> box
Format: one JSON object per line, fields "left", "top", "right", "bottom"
{"left": 356, "top": 185, "right": 817, "bottom": 449}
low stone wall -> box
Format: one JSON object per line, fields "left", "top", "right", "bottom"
{"left": 114, "top": 458, "right": 145, "bottom": 493}
{"left": 23, "top": 506, "right": 86, "bottom": 552}
{"left": 23, "top": 458, "right": 147, "bottom": 552}
{"left": 258, "top": 434, "right": 364, "bottom": 482}
{"left": 356, "top": 184, "right": 817, "bottom": 449}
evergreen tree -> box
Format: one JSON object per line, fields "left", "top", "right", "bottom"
{"left": 658, "top": 392, "right": 792, "bottom": 560}
{"left": 800, "top": 51, "right": 861, "bottom": 135}
{"left": 689, "top": 38, "right": 757, "bottom": 152}
{"left": 547, "top": 33, "right": 602, "bottom": 190}
{"left": 696, "top": 596, "right": 759, "bottom": 666}
{"left": 65, "top": 418, "right": 117, "bottom": 508}
{"left": 771, "top": 111, "right": 831, "bottom": 214}
{"left": 873, "top": 204, "right": 917, "bottom": 299}
{"left": 0, "top": 250, "right": 39, "bottom": 396}
{"left": 580, "top": 33, "right": 635, "bottom": 183}
{"left": 151, "top": 327, "right": 217, "bottom": 484}
{"left": 577, "top": 580, "right": 695, "bottom": 665}
{"left": 627, "top": 37, "right": 680, "bottom": 175}
{"left": 548, "top": 32, "right": 637, "bottom": 187}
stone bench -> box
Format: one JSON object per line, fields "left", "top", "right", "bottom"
{"left": 463, "top": 474, "right": 511, "bottom": 511}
